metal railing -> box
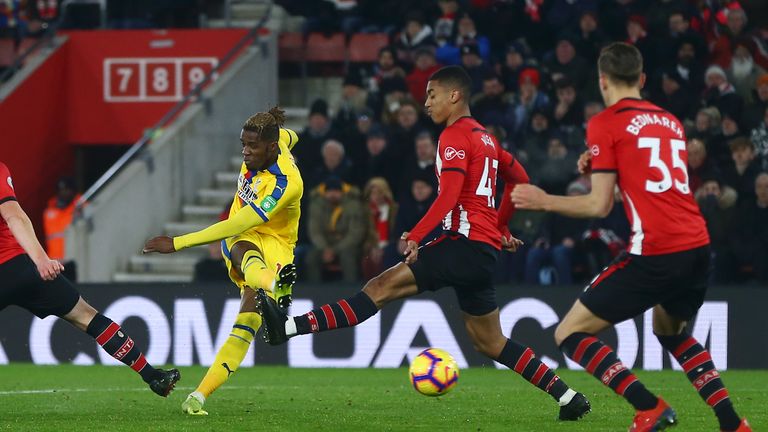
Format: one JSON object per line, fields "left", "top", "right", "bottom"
{"left": 74, "top": 1, "right": 273, "bottom": 216}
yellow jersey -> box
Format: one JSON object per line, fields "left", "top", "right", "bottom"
{"left": 173, "top": 128, "right": 303, "bottom": 251}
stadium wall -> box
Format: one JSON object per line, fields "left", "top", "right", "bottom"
{"left": 1, "top": 284, "right": 765, "bottom": 369}
{"left": 0, "top": 29, "right": 251, "bottom": 240}
{"left": 66, "top": 36, "right": 278, "bottom": 282}
{"left": 0, "top": 37, "right": 72, "bottom": 241}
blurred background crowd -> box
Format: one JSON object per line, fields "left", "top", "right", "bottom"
{"left": 3, "top": 0, "right": 767, "bottom": 286}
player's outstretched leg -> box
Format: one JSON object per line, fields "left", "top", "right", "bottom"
{"left": 656, "top": 331, "right": 749, "bottom": 431}
{"left": 185, "top": 288, "right": 263, "bottom": 415}
{"left": 257, "top": 287, "right": 378, "bottom": 345}
{"left": 462, "top": 309, "right": 590, "bottom": 421}
{"left": 559, "top": 332, "right": 675, "bottom": 431}
{"left": 496, "top": 339, "right": 591, "bottom": 421}
{"left": 85, "top": 312, "right": 181, "bottom": 397}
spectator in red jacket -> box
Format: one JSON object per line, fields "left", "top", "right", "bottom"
{"left": 406, "top": 48, "right": 441, "bottom": 103}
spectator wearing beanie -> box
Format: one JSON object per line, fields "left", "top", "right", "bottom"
{"left": 703, "top": 64, "right": 744, "bottom": 122}
{"left": 499, "top": 40, "right": 535, "bottom": 94}
{"left": 650, "top": 67, "right": 698, "bottom": 122}
{"left": 334, "top": 72, "right": 373, "bottom": 134}
{"left": 296, "top": 99, "right": 337, "bottom": 176}
{"left": 471, "top": 72, "right": 515, "bottom": 135}
{"left": 542, "top": 34, "right": 589, "bottom": 91}
{"left": 625, "top": 15, "right": 655, "bottom": 73}
{"left": 511, "top": 67, "right": 550, "bottom": 139}
{"left": 668, "top": 38, "right": 706, "bottom": 96}
{"left": 459, "top": 42, "right": 492, "bottom": 94}
{"left": 572, "top": 10, "right": 607, "bottom": 65}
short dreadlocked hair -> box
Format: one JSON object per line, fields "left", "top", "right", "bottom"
{"left": 242, "top": 106, "right": 286, "bottom": 143}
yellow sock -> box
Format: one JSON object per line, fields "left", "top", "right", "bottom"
{"left": 195, "top": 312, "right": 262, "bottom": 398}
{"left": 242, "top": 249, "right": 275, "bottom": 293}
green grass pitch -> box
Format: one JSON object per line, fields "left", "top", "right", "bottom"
{"left": 0, "top": 365, "right": 764, "bottom": 431}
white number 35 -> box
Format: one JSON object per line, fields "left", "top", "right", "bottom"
{"left": 638, "top": 137, "right": 690, "bottom": 194}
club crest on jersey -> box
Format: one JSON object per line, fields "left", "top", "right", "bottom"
{"left": 6, "top": 176, "right": 12, "bottom": 190}
{"left": 260, "top": 196, "right": 278, "bottom": 212}
{"left": 444, "top": 146, "right": 465, "bottom": 161}
{"left": 590, "top": 144, "right": 600, "bottom": 156}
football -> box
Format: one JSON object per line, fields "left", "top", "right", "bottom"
{"left": 409, "top": 348, "right": 460, "bottom": 396}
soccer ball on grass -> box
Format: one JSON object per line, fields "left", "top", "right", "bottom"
{"left": 408, "top": 348, "right": 459, "bottom": 396}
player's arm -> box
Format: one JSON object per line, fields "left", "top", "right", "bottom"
{"left": 403, "top": 170, "right": 464, "bottom": 263}
{"left": 280, "top": 128, "right": 299, "bottom": 151}
{"left": 511, "top": 172, "right": 617, "bottom": 218}
{"left": 0, "top": 200, "right": 64, "bottom": 280}
{"left": 496, "top": 150, "right": 529, "bottom": 251}
{"left": 144, "top": 177, "right": 298, "bottom": 253}
{"left": 404, "top": 130, "right": 469, "bottom": 260}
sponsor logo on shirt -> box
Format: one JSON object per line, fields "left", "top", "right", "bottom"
{"left": 480, "top": 134, "right": 494, "bottom": 147}
{"left": 6, "top": 176, "right": 13, "bottom": 190}
{"left": 590, "top": 144, "right": 600, "bottom": 156}
{"left": 260, "top": 196, "right": 278, "bottom": 212}
{"left": 237, "top": 174, "right": 257, "bottom": 204}
{"left": 444, "top": 147, "right": 465, "bottom": 161}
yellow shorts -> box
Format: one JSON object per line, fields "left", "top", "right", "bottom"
{"left": 220, "top": 232, "right": 294, "bottom": 293}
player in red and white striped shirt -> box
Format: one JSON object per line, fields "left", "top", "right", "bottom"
{"left": 258, "top": 66, "right": 591, "bottom": 422}
{"left": 0, "top": 162, "right": 180, "bottom": 397}
{"left": 512, "top": 42, "right": 750, "bottom": 432}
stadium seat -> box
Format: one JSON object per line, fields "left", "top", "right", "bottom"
{"left": 0, "top": 39, "right": 16, "bottom": 67}
{"left": 278, "top": 32, "right": 305, "bottom": 63}
{"left": 348, "top": 33, "right": 389, "bottom": 63}
{"left": 305, "top": 32, "right": 346, "bottom": 63}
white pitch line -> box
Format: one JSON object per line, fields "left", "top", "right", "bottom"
{"left": 0, "top": 384, "right": 305, "bottom": 396}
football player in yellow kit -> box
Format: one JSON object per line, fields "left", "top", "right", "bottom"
{"left": 143, "top": 106, "right": 302, "bottom": 415}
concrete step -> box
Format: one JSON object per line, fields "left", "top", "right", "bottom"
{"left": 230, "top": 156, "right": 243, "bottom": 170}
{"left": 182, "top": 204, "right": 224, "bottom": 222}
{"left": 215, "top": 171, "right": 240, "bottom": 188}
{"left": 231, "top": 2, "right": 269, "bottom": 20}
{"left": 198, "top": 188, "right": 235, "bottom": 206}
{"left": 164, "top": 221, "right": 211, "bottom": 237}
{"left": 284, "top": 107, "right": 308, "bottom": 118}
{"left": 128, "top": 255, "right": 199, "bottom": 274}
{"left": 113, "top": 272, "right": 193, "bottom": 283}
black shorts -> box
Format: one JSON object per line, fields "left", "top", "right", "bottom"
{"left": 579, "top": 245, "right": 710, "bottom": 324}
{"left": 0, "top": 254, "right": 81, "bottom": 318}
{"left": 408, "top": 232, "right": 499, "bottom": 316}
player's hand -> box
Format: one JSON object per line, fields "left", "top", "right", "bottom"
{"left": 142, "top": 236, "right": 176, "bottom": 254}
{"left": 398, "top": 232, "right": 409, "bottom": 254}
{"left": 577, "top": 150, "right": 592, "bottom": 174}
{"left": 36, "top": 258, "right": 64, "bottom": 280}
{"left": 403, "top": 240, "right": 419, "bottom": 265}
{"left": 510, "top": 184, "right": 549, "bottom": 211}
{"left": 500, "top": 227, "right": 524, "bottom": 252}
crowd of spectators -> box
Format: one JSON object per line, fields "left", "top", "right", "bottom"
{"left": 5, "top": 0, "right": 765, "bottom": 285}
{"left": 286, "top": 0, "right": 768, "bottom": 285}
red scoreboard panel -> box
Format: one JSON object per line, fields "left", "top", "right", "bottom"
{"left": 104, "top": 57, "right": 218, "bottom": 102}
